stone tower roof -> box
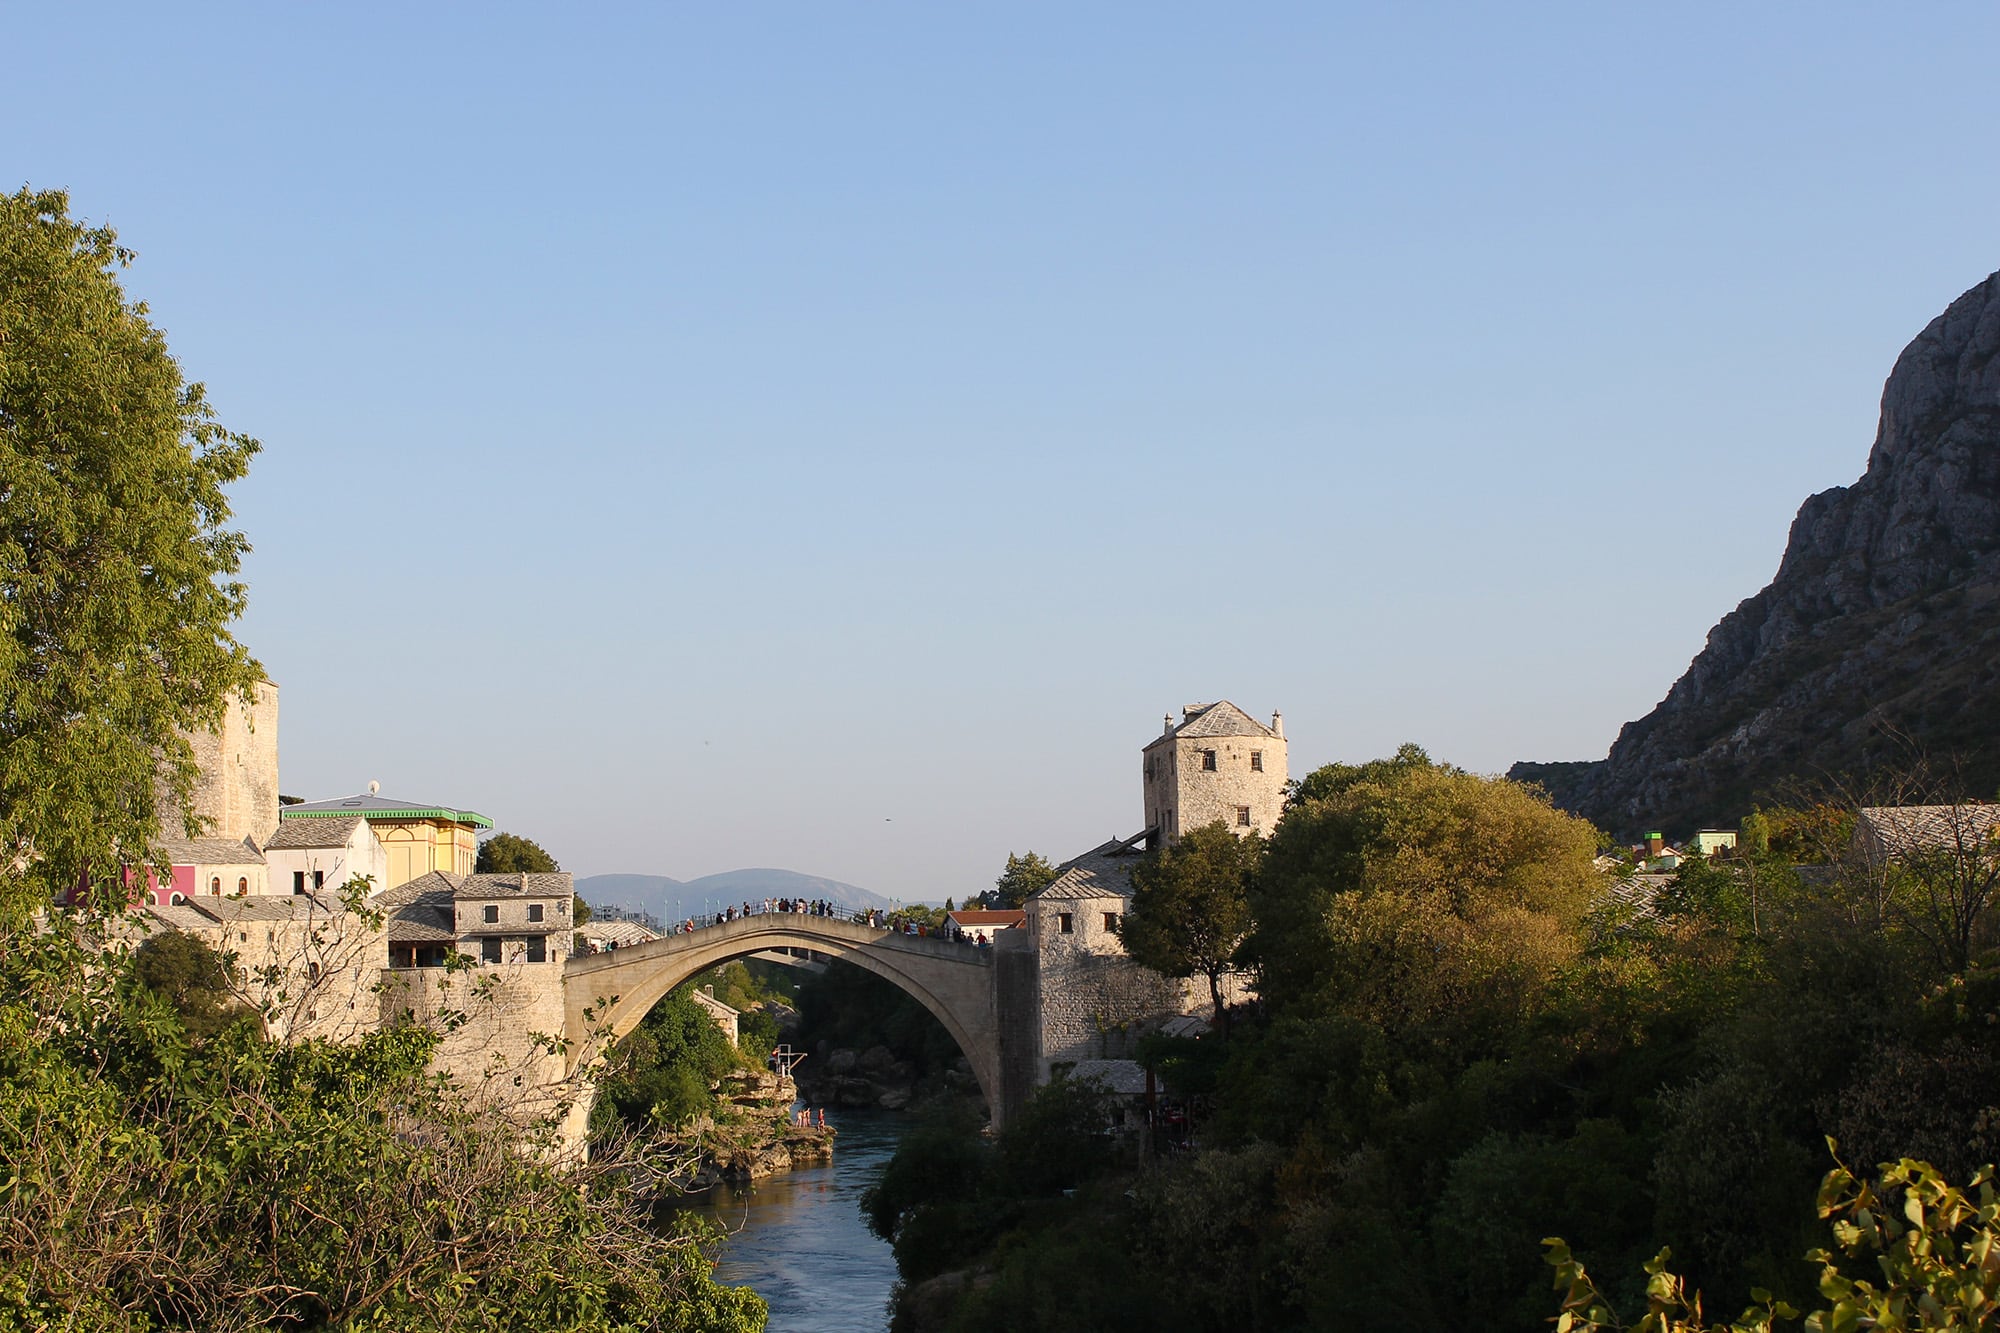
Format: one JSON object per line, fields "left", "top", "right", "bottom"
{"left": 1152, "top": 701, "right": 1277, "bottom": 743}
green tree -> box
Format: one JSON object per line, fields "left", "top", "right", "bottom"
{"left": 475, "top": 831, "right": 560, "bottom": 874}
{"left": 0, "top": 188, "right": 262, "bottom": 919}
{"left": 992, "top": 851, "right": 1059, "bottom": 909}
{"left": 1245, "top": 751, "right": 1602, "bottom": 1046}
{"left": 1122, "top": 821, "right": 1261, "bottom": 1031}
{"left": 130, "top": 930, "right": 251, "bottom": 1040}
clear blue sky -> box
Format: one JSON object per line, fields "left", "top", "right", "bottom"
{"left": 12, "top": 4, "right": 1999, "bottom": 899}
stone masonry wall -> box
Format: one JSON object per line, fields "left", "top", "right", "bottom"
{"left": 1152, "top": 733, "right": 1288, "bottom": 840}
{"left": 379, "top": 962, "right": 579, "bottom": 1131}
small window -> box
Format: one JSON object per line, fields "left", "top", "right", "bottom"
{"left": 528, "top": 903, "right": 544, "bottom": 923}
{"left": 1250, "top": 751, "right": 1263, "bottom": 772}
{"left": 1103, "top": 912, "right": 1119, "bottom": 932}
{"left": 210, "top": 877, "right": 221, "bottom": 895}
{"left": 169, "top": 892, "right": 185, "bottom": 905}
{"left": 313, "top": 870, "right": 325, "bottom": 890}
{"left": 237, "top": 876, "right": 248, "bottom": 894}
{"left": 1237, "top": 806, "right": 1252, "bottom": 827}
{"left": 1201, "top": 750, "right": 1217, "bottom": 771}
{"left": 526, "top": 938, "right": 547, "bottom": 963}
{"left": 308, "top": 961, "right": 321, "bottom": 982}
{"left": 480, "top": 938, "right": 502, "bottom": 964}
{"left": 293, "top": 870, "right": 306, "bottom": 894}
{"left": 483, "top": 904, "right": 499, "bottom": 924}
{"left": 1058, "top": 912, "right": 1073, "bottom": 934}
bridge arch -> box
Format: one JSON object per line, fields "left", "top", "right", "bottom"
{"left": 565, "top": 916, "right": 1003, "bottom": 1118}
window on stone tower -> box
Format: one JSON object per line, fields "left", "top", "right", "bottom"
{"left": 483, "top": 904, "right": 499, "bottom": 924}
{"left": 1251, "top": 751, "right": 1264, "bottom": 772}
{"left": 1237, "top": 806, "right": 1252, "bottom": 826}
{"left": 1103, "top": 912, "right": 1119, "bottom": 932}
{"left": 528, "top": 903, "right": 544, "bottom": 923}
{"left": 1058, "top": 912, "right": 1073, "bottom": 934}
{"left": 481, "top": 938, "right": 502, "bottom": 964}
{"left": 1201, "top": 750, "right": 1217, "bottom": 771}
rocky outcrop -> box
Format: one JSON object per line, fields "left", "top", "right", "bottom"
{"left": 1516, "top": 271, "right": 2000, "bottom": 834}
{"left": 661, "top": 1067, "right": 833, "bottom": 1189}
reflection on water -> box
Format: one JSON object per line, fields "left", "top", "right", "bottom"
{"left": 682, "top": 1109, "right": 906, "bottom": 1333}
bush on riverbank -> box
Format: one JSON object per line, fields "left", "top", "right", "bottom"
{"left": 0, "top": 922, "right": 765, "bottom": 1332}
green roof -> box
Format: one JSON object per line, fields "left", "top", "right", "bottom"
{"left": 280, "top": 793, "right": 493, "bottom": 830}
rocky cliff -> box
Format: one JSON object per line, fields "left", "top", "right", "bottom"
{"left": 1514, "top": 271, "right": 2000, "bottom": 834}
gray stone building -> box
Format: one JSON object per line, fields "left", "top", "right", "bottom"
{"left": 1023, "top": 701, "right": 1284, "bottom": 1079}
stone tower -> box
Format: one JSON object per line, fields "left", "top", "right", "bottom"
{"left": 159, "top": 679, "right": 281, "bottom": 847}
{"left": 1141, "top": 701, "right": 1287, "bottom": 844}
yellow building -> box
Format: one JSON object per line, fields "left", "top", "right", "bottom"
{"left": 277, "top": 792, "right": 492, "bottom": 891}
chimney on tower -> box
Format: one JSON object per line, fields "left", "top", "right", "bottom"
{"left": 1271, "top": 710, "right": 1284, "bottom": 737}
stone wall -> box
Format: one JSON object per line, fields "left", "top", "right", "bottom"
{"left": 379, "top": 961, "right": 580, "bottom": 1130}
{"left": 1146, "top": 731, "right": 1288, "bottom": 840}
{"left": 164, "top": 680, "right": 280, "bottom": 846}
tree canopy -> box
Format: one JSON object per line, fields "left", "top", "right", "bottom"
{"left": 1246, "top": 750, "right": 1602, "bottom": 1043}
{"left": 991, "top": 851, "right": 1059, "bottom": 909}
{"left": 475, "top": 831, "right": 561, "bottom": 874}
{"left": 0, "top": 188, "right": 261, "bottom": 920}
{"left": 1121, "top": 820, "right": 1261, "bottom": 1029}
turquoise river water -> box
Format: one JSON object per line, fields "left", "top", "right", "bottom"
{"left": 682, "top": 1109, "right": 908, "bottom": 1332}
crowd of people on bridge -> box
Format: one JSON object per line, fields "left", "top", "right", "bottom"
{"left": 650, "top": 900, "right": 996, "bottom": 949}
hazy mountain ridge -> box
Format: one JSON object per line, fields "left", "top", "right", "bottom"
{"left": 1514, "top": 271, "right": 2000, "bottom": 835}
{"left": 577, "top": 867, "right": 900, "bottom": 923}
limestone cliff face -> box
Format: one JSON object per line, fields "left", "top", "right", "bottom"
{"left": 1515, "top": 271, "right": 2000, "bottom": 834}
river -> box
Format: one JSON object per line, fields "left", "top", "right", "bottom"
{"left": 683, "top": 1109, "right": 907, "bottom": 1332}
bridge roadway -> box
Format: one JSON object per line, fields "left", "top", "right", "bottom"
{"left": 564, "top": 914, "right": 1035, "bottom": 1123}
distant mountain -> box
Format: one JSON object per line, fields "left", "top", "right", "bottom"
{"left": 576, "top": 868, "right": 899, "bottom": 924}
{"left": 1513, "top": 271, "right": 2000, "bottom": 835}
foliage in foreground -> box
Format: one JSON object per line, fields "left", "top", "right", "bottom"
{"left": 0, "top": 923, "right": 764, "bottom": 1333}
{"left": 1548, "top": 1156, "right": 2000, "bottom": 1332}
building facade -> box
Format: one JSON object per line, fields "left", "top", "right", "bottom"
{"left": 278, "top": 792, "right": 491, "bottom": 890}
{"left": 1141, "top": 702, "right": 1288, "bottom": 844}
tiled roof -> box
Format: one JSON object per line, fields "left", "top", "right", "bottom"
{"left": 281, "top": 793, "right": 492, "bottom": 830}
{"left": 148, "top": 837, "right": 265, "bottom": 866}
{"left": 1858, "top": 804, "right": 2000, "bottom": 858}
{"left": 145, "top": 903, "right": 223, "bottom": 932}
{"left": 947, "top": 910, "right": 1026, "bottom": 929}
{"left": 1159, "top": 701, "right": 1275, "bottom": 742}
{"left": 1034, "top": 839, "right": 1143, "bottom": 902}
{"left": 203, "top": 895, "right": 342, "bottom": 924}
{"left": 456, "top": 872, "right": 572, "bottom": 900}
{"left": 1068, "top": 1059, "right": 1150, "bottom": 1095}
{"left": 264, "top": 816, "right": 364, "bottom": 850}
{"left": 383, "top": 878, "right": 458, "bottom": 940}
{"left": 387, "top": 918, "right": 458, "bottom": 944}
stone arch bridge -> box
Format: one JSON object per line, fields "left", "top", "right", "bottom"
{"left": 564, "top": 915, "right": 1039, "bottom": 1124}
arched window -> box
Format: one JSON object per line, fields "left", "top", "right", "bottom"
{"left": 169, "top": 893, "right": 185, "bottom": 905}
{"left": 210, "top": 877, "right": 221, "bottom": 895}
{"left": 237, "top": 876, "right": 248, "bottom": 894}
